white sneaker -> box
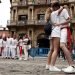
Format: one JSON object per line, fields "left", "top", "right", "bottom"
{"left": 24, "top": 58, "right": 28, "bottom": 61}
{"left": 49, "top": 66, "right": 61, "bottom": 72}
{"left": 62, "top": 66, "right": 75, "bottom": 73}
{"left": 45, "top": 64, "right": 50, "bottom": 70}
{"left": 19, "top": 58, "right": 22, "bottom": 60}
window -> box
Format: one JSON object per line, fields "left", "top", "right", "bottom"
{"left": 20, "top": 0, "right": 27, "bottom": 4}
{"left": 37, "top": 14, "right": 45, "bottom": 20}
{"left": 18, "top": 15, "right": 28, "bottom": 21}
{"left": 18, "top": 15, "right": 28, "bottom": 25}
{"left": 37, "top": 14, "right": 45, "bottom": 24}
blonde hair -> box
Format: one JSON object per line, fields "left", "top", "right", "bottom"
{"left": 45, "top": 7, "right": 52, "bottom": 22}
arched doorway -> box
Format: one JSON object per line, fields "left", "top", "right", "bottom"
{"left": 37, "top": 33, "right": 50, "bottom": 48}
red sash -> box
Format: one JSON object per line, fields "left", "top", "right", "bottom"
{"left": 67, "top": 27, "right": 72, "bottom": 53}
{"left": 61, "top": 27, "right": 72, "bottom": 52}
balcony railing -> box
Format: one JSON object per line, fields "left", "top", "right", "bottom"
{"left": 17, "top": 0, "right": 51, "bottom": 6}
{"left": 18, "top": 1, "right": 28, "bottom": 6}
{"left": 7, "top": 20, "right": 17, "bottom": 26}
{"left": 7, "top": 20, "right": 46, "bottom": 26}
{"left": 69, "top": 0, "right": 75, "bottom": 2}
{"left": 11, "top": 0, "right": 75, "bottom": 7}
{"left": 11, "top": 2, "right": 19, "bottom": 6}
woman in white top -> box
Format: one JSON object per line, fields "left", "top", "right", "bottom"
{"left": 23, "top": 34, "right": 29, "bottom": 60}
{"left": 45, "top": 2, "right": 66, "bottom": 71}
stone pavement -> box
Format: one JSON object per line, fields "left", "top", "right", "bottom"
{"left": 0, "top": 57, "right": 75, "bottom": 75}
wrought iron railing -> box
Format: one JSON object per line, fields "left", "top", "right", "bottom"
{"left": 7, "top": 20, "right": 46, "bottom": 26}
{"left": 11, "top": 0, "right": 75, "bottom": 7}
{"left": 14, "top": 0, "right": 51, "bottom": 6}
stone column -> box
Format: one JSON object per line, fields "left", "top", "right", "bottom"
{"left": 74, "top": 4, "right": 75, "bottom": 16}
{"left": 15, "top": 8, "right": 17, "bottom": 21}
{"left": 28, "top": 8, "right": 30, "bottom": 20}
{"left": 32, "top": 7, "right": 34, "bottom": 20}
{"left": 11, "top": 10, "right": 13, "bottom": 21}
{"left": 70, "top": 6, "right": 73, "bottom": 18}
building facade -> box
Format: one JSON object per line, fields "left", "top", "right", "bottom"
{"left": 7, "top": 0, "right": 75, "bottom": 48}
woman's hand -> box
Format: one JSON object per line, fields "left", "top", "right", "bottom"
{"left": 60, "top": 24, "right": 69, "bottom": 29}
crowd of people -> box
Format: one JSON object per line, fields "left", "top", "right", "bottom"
{"left": 0, "top": 34, "right": 31, "bottom": 60}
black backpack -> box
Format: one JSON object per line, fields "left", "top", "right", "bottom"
{"left": 44, "top": 22, "right": 52, "bottom": 36}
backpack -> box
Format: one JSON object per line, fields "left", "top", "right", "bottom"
{"left": 44, "top": 22, "right": 52, "bottom": 36}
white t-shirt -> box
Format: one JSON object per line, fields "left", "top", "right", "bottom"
{"left": 51, "top": 10, "right": 60, "bottom": 26}
{"left": 58, "top": 9, "right": 70, "bottom": 24}
{"left": 6, "top": 38, "right": 12, "bottom": 47}
{"left": 51, "top": 10, "right": 61, "bottom": 38}
{"left": 23, "top": 38, "right": 29, "bottom": 45}
{"left": 2, "top": 40, "right": 7, "bottom": 48}
{"left": 19, "top": 39, "right": 23, "bottom": 46}
{"left": 11, "top": 38, "right": 18, "bottom": 48}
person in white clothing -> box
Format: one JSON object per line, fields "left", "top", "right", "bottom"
{"left": 45, "top": 3, "right": 64, "bottom": 71}
{"left": 58, "top": 6, "right": 74, "bottom": 73}
{"left": 2, "top": 36, "right": 7, "bottom": 58}
{"left": 18, "top": 37, "right": 23, "bottom": 60}
{"left": 6, "top": 34, "right": 12, "bottom": 58}
{"left": 11, "top": 35, "right": 18, "bottom": 59}
{"left": 23, "top": 34, "right": 29, "bottom": 60}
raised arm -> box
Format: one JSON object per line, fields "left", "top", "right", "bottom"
{"left": 58, "top": 6, "right": 64, "bottom": 15}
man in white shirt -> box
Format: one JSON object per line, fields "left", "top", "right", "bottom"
{"left": 58, "top": 7, "right": 74, "bottom": 73}
{"left": 11, "top": 35, "right": 18, "bottom": 59}
{"left": 6, "top": 35, "right": 12, "bottom": 58}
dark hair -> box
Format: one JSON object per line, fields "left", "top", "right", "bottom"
{"left": 3, "top": 37, "right": 7, "bottom": 41}
{"left": 52, "top": 2, "right": 60, "bottom": 8}
{"left": 27, "top": 40, "right": 31, "bottom": 45}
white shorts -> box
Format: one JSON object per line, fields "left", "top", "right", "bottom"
{"left": 60, "top": 28, "right": 67, "bottom": 43}
{"left": 51, "top": 27, "right": 61, "bottom": 38}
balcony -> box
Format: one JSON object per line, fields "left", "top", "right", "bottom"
{"left": 11, "top": 0, "right": 75, "bottom": 7}
{"left": 17, "top": 0, "right": 51, "bottom": 6}
{"left": 11, "top": 2, "right": 19, "bottom": 7}
{"left": 7, "top": 20, "right": 46, "bottom": 27}
{"left": 7, "top": 20, "right": 17, "bottom": 26}
{"left": 69, "top": 0, "right": 75, "bottom": 2}
{"left": 17, "top": 20, "right": 46, "bottom": 25}
{"left": 18, "top": 1, "right": 28, "bottom": 6}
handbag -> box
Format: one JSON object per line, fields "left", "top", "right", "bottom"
{"left": 44, "top": 21, "right": 52, "bottom": 36}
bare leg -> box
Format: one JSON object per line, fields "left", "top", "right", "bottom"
{"left": 47, "top": 39, "right": 53, "bottom": 65}
{"left": 50, "top": 37, "right": 60, "bottom": 66}
{"left": 60, "top": 43, "right": 73, "bottom": 65}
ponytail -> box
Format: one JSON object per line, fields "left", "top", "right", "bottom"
{"left": 45, "top": 7, "right": 52, "bottom": 22}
